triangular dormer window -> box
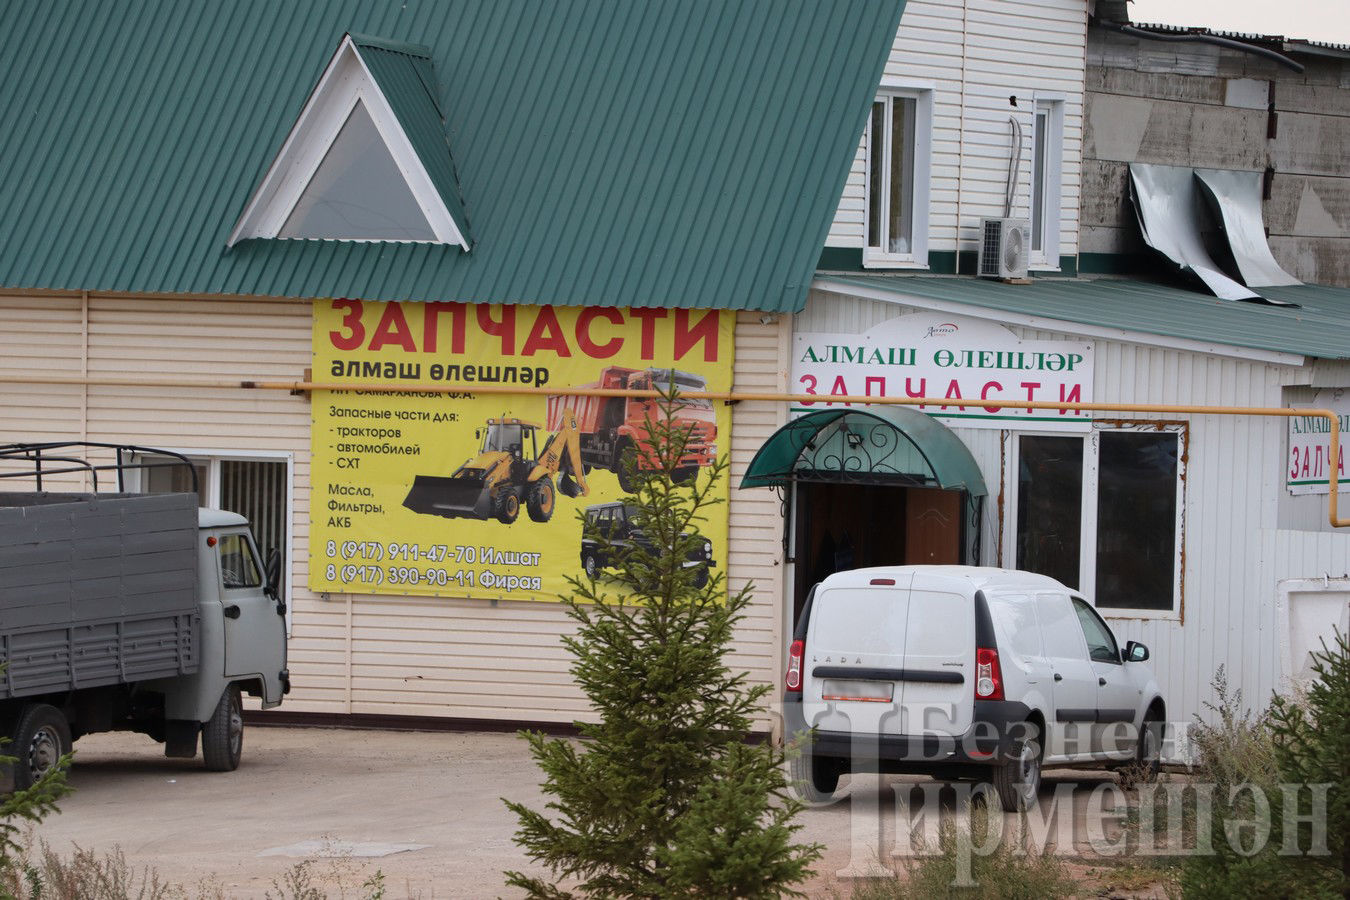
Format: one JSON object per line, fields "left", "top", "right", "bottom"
{"left": 229, "top": 34, "right": 470, "bottom": 249}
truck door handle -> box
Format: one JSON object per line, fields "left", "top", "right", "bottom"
{"left": 1098, "top": 677, "right": 1107, "bottom": 686}
{"left": 223, "top": 605, "right": 241, "bottom": 619}
{"left": 1053, "top": 673, "right": 1063, "bottom": 682}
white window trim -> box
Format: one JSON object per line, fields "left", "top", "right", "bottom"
{"left": 228, "top": 35, "right": 468, "bottom": 249}
{"left": 1001, "top": 424, "right": 1186, "bottom": 621}
{"left": 1029, "top": 95, "right": 1064, "bottom": 270}
{"left": 130, "top": 448, "right": 296, "bottom": 634}
{"left": 862, "top": 83, "right": 932, "bottom": 270}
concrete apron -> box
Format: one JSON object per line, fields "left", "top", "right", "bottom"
{"left": 36, "top": 727, "right": 1124, "bottom": 898}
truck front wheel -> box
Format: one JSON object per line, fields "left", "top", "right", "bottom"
{"left": 526, "top": 476, "right": 555, "bottom": 523}
{"left": 202, "top": 685, "right": 242, "bottom": 772}
{"left": 12, "top": 704, "right": 70, "bottom": 790}
{"left": 494, "top": 490, "right": 521, "bottom": 525}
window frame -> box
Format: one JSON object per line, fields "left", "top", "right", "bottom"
{"left": 218, "top": 532, "right": 265, "bottom": 591}
{"left": 1003, "top": 422, "right": 1187, "bottom": 621}
{"left": 131, "top": 448, "right": 295, "bottom": 632}
{"left": 862, "top": 82, "right": 933, "bottom": 270}
{"left": 1029, "top": 95, "right": 1065, "bottom": 270}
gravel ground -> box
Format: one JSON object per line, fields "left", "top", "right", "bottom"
{"left": 29, "top": 725, "right": 1134, "bottom": 898}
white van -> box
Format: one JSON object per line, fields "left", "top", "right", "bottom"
{"left": 783, "top": 565, "right": 1165, "bottom": 811}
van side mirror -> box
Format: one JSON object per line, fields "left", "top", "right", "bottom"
{"left": 1124, "top": 640, "right": 1149, "bottom": 663}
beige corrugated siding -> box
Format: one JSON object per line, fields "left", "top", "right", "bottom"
{"left": 0, "top": 293, "right": 343, "bottom": 713}
{"left": 0, "top": 294, "right": 789, "bottom": 726}
{"left": 729, "top": 313, "right": 793, "bottom": 721}
{"left": 0, "top": 296, "right": 86, "bottom": 441}
{"left": 343, "top": 313, "right": 790, "bottom": 724}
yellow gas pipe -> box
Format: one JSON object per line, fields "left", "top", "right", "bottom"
{"left": 1, "top": 373, "right": 1344, "bottom": 527}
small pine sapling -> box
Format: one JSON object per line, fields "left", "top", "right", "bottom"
{"left": 504, "top": 386, "right": 821, "bottom": 898}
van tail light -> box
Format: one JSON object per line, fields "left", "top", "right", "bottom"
{"left": 786, "top": 640, "right": 804, "bottom": 692}
{"left": 975, "top": 647, "right": 1004, "bottom": 700}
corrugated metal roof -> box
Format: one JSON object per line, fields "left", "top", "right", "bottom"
{"left": 349, "top": 34, "right": 473, "bottom": 245}
{"left": 815, "top": 275, "right": 1350, "bottom": 361}
{"left": 0, "top": 0, "right": 906, "bottom": 312}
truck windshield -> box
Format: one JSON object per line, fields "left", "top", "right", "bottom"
{"left": 635, "top": 370, "right": 712, "bottom": 408}
{"left": 481, "top": 423, "right": 525, "bottom": 453}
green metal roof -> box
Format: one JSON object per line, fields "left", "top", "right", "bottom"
{"left": 0, "top": 0, "right": 906, "bottom": 312}
{"left": 348, "top": 34, "right": 472, "bottom": 245}
{"left": 815, "top": 275, "right": 1350, "bottom": 361}
{"left": 740, "top": 407, "right": 989, "bottom": 495}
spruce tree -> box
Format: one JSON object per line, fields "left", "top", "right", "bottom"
{"left": 1268, "top": 629, "right": 1350, "bottom": 897}
{"left": 504, "top": 389, "right": 821, "bottom": 898}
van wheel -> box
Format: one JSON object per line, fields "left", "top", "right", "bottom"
{"left": 1136, "top": 712, "right": 1163, "bottom": 783}
{"left": 991, "top": 725, "right": 1042, "bottom": 812}
{"left": 11, "top": 704, "right": 70, "bottom": 790}
{"left": 202, "top": 685, "right": 243, "bottom": 772}
{"left": 789, "top": 750, "right": 844, "bottom": 804}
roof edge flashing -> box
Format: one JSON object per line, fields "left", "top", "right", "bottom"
{"left": 347, "top": 32, "right": 433, "bottom": 59}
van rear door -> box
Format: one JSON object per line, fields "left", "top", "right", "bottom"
{"left": 802, "top": 571, "right": 914, "bottom": 736}
{"left": 900, "top": 572, "right": 976, "bottom": 737}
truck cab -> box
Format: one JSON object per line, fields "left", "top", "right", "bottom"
{"left": 171, "top": 509, "right": 288, "bottom": 716}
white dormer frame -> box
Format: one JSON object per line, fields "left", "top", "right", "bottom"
{"left": 228, "top": 35, "right": 468, "bottom": 249}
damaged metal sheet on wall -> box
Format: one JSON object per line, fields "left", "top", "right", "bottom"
{"left": 1128, "top": 163, "right": 1264, "bottom": 302}
{"left": 1193, "top": 168, "right": 1302, "bottom": 288}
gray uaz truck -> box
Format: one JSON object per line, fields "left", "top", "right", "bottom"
{"left": 0, "top": 443, "right": 289, "bottom": 789}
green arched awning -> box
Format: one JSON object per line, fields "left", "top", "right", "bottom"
{"left": 739, "top": 407, "right": 988, "bottom": 495}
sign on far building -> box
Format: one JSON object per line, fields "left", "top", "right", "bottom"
{"left": 792, "top": 312, "right": 1094, "bottom": 431}
{"left": 1287, "top": 389, "right": 1350, "bottom": 495}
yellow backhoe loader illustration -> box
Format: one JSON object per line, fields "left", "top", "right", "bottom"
{"left": 403, "top": 410, "right": 589, "bottom": 524}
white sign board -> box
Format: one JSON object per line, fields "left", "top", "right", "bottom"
{"left": 792, "top": 313, "right": 1094, "bottom": 431}
{"left": 1287, "top": 389, "right": 1350, "bottom": 495}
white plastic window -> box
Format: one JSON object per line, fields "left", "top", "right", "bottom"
{"left": 1029, "top": 98, "right": 1064, "bottom": 268}
{"left": 863, "top": 87, "right": 932, "bottom": 268}
{"left": 1009, "top": 426, "right": 1185, "bottom": 616}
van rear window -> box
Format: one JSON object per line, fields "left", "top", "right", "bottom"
{"left": 809, "top": 589, "right": 909, "bottom": 656}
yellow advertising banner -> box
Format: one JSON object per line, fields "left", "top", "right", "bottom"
{"left": 310, "top": 300, "right": 734, "bottom": 601}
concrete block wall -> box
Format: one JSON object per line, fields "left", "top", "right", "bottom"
{"left": 1082, "top": 28, "right": 1350, "bottom": 285}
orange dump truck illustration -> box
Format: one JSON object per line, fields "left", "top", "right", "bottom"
{"left": 547, "top": 367, "right": 716, "bottom": 491}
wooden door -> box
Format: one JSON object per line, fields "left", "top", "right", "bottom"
{"left": 903, "top": 487, "right": 962, "bottom": 565}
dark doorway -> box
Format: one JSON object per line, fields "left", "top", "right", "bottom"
{"left": 791, "top": 482, "right": 965, "bottom": 625}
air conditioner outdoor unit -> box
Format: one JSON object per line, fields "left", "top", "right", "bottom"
{"left": 978, "top": 217, "right": 1030, "bottom": 279}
